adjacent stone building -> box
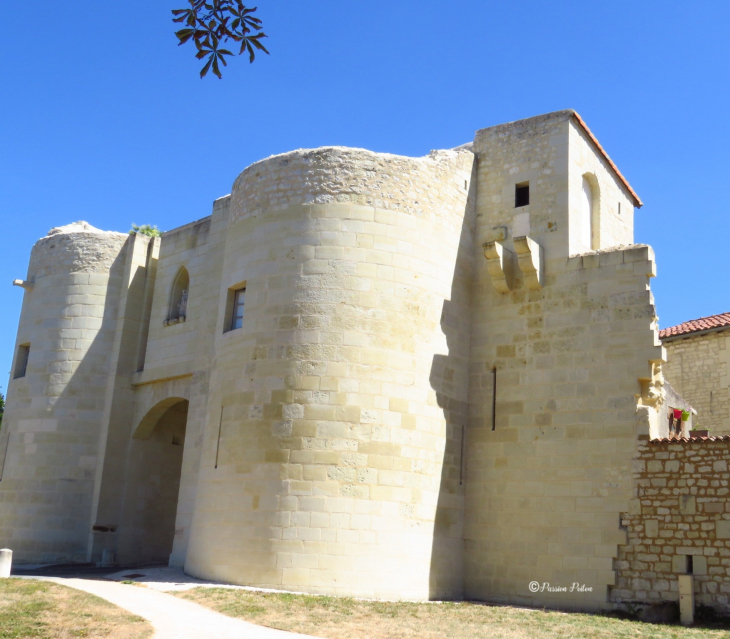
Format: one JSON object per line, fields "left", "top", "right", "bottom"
{"left": 2, "top": 109, "right": 726, "bottom": 614}
{"left": 660, "top": 313, "right": 730, "bottom": 435}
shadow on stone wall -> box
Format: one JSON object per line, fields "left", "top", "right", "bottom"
{"left": 0, "top": 241, "right": 130, "bottom": 563}
{"left": 428, "top": 178, "right": 476, "bottom": 599}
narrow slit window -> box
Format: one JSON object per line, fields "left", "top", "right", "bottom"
{"left": 618, "top": 202, "right": 621, "bottom": 215}
{"left": 14, "top": 344, "right": 30, "bottom": 379}
{"left": 167, "top": 266, "right": 189, "bottom": 324}
{"left": 515, "top": 183, "right": 530, "bottom": 208}
{"left": 231, "top": 288, "right": 246, "bottom": 330}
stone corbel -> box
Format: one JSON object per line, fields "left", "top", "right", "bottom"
{"left": 482, "top": 241, "right": 513, "bottom": 294}
{"left": 513, "top": 236, "right": 544, "bottom": 290}
{"left": 636, "top": 359, "right": 666, "bottom": 439}
{"left": 12, "top": 279, "right": 34, "bottom": 291}
{"left": 636, "top": 360, "right": 666, "bottom": 409}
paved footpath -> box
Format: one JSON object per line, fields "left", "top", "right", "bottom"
{"left": 39, "top": 577, "right": 322, "bottom": 639}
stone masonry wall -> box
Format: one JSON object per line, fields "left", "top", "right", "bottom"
{"left": 186, "top": 147, "right": 475, "bottom": 600}
{"left": 614, "top": 436, "right": 730, "bottom": 612}
{"left": 466, "top": 110, "right": 660, "bottom": 611}
{"left": 0, "top": 225, "right": 128, "bottom": 562}
{"left": 231, "top": 147, "right": 470, "bottom": 230}
{"left": 663, "top": 331, "right": 730, "bottom": 434}
{"left": 567, "top": 120, "right": 635, "bottom": 254}
{"left": 466, "top": 243, "right": 663, "bottom": 611}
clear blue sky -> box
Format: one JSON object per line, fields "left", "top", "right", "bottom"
{"left": 1, "top": 0, "right": 729, "bottom": 391}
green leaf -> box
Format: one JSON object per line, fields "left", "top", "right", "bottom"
{"left": 212, "top": 56, "right": 222, "bottom": 79}
{"left": 200, "top": 56, "right": 213, "bottom": 78}
{"left": 249, "top": 34, "right": 269, "bottom": 53}
{"left": 175, "top": 28, "right": 195, "bottom": 44}
{"left": 176, "top": 1, "right": 267, "bottom": 78}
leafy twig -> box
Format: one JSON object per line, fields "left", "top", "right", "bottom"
{"left": 172, "top": 1, "right": 269, "bottom": 78}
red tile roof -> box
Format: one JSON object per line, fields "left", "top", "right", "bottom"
{"left": 659, "top": 312, "right": 730, "bottom": 340}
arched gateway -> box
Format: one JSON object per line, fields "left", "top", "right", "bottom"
{"left": 115, "top": 398, "right": 189, "bottom": 565}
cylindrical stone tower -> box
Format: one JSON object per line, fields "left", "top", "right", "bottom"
{"left": 0, "top": 222, "right": 128, "bottom": 563}
{"left": 186, "top": 147, "right": 475, "bottom": 599}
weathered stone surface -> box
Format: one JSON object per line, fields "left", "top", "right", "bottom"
{"left": 0, "top": 109, "right": 682, "bottom": 612}
{"left": 614, "top": 438, "right": 730, "bottom": 614}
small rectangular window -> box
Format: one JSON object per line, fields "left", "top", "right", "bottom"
{"left": 618, "top": 202, "right": 621, "bottom": 215}
{"left": 14, "top": 344, "right": 30, "bottom": 379}
{"left": 515, "top": 183, "right": 530, "bottom": 208}
{"left": 231, "top": 288, "right": 245, "bottom": 330}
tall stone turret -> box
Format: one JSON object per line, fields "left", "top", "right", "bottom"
{"left": 184, "top": 147, "right": 475, "bottom": 599}
{"left": 0, "top": 222, "right": 128, "bottom": 563}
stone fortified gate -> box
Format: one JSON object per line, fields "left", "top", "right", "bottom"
{"left": 2, "top": 109, "right": 730, "bottom": 614}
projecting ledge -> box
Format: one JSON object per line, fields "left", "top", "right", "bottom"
{"left": 12, "top": 279, "right": 34, "bottom": 290}
{"left": 513, "top": 236, "right": 544, "bottom": 290}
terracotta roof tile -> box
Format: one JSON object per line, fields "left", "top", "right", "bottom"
{"left": 659, "top": 312, "right": 730, "bottom": 340}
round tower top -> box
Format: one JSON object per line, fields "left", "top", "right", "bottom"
{"left": 29, "top": 221, "right": 128, "bottom": 279}
{"left": 43, "top": 220, "right": 125, "bottom": 240}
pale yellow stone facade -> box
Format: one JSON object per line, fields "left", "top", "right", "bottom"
{"left": 662, "top": 331, "right": 730, "bottom": 434}
{"left": 0, "top": 110, "right": 681, "bottom": 611}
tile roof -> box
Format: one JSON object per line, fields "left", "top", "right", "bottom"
{"left": 659, "top": 312, "right": 730, "bottom": 340}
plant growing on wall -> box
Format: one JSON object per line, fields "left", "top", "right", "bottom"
{"left": 172, "top": 1, "right": 269, "bottom": 78}
{"left": 129, "top": 224, "right": 162, "bottom": 237}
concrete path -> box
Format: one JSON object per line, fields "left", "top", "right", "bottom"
{"left": 40, "top": 577, "right": 322, "bottom": 639}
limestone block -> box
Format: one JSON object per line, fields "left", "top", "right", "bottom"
{"left": 645, "top": 519, "right": 658, "bottom": 538}
{"left": 679, "top": 495, "right": 696, "bottom": 515}
{"left": 672, "top": 555, "right": 690, "bottom": 573}
{"left": 0, "top": 549, "right": 11, "bottom": 578}
{"left": 678, "top": 575, "right": 694, "bottom": 626}
{"left": 716, "top": 520, "right": 730, "bottom": 539}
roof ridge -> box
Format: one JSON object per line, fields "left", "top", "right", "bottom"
{"left": 659, "top": 311, "right": 730, "bottom": 339}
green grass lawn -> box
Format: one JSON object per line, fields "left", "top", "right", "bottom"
{"left": 0, "top": 578, "right": 152, "bottom": 639}
{"left": 176, "top": 587, "right": 730, "bottom": 639}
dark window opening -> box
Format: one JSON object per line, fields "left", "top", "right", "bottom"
{"left": 14, "top": 344, "right": 30, "bottom": 379}
{"left": 515, "top": 183, "right": 530, "bottom": 208}
{"left": 168, "top": 267, "right": 189, "bottom": 323}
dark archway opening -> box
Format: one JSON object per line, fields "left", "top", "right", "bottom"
{"left": 117, "top": 399, "right": 188, "bottom": 565}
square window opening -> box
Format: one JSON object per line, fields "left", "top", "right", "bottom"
{"left": 14, "top": 344, "right": 30, "bottom": 379}
{"left": 515, "top": 183, "right": 530, "bottom": 208}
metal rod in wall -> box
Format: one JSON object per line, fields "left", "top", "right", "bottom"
{"left": 215, "top": 406, "right": 224, "bottom": 469}
{"left": 492, "top": 367, "right": 497, "bottom": 431}
{"left": 0, "top": 433, "right": 10, "bottom": 482}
